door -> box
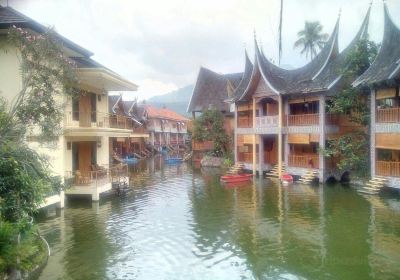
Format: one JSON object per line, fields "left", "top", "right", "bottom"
{"left": 79, "top": 95, "right": 92, "bottom": 127}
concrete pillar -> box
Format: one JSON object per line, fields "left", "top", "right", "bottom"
{"left": 92, "top": 190, "right": 100, "bottom": 201}
{"left": 259, "top": 135, "right": 264, "bottom": 176}
{"left": 371, "top": 88, "right": 376, "bottom": 178}
{"left": 278, "top": 95, "right": 283, "bottom": 178}
{"left": 57, "top": 190, "right": 65, "bottom": 209}
{"left": 252, "top": 98, "right": 257, "bottom": 175}
{"left": 234, "top": 104, "right": 238, "bottom": 163}
{"left": 284, "top": 134, "right": 289, "bottom": 166}
{"left": 319, "top": 95, "right": 326, "bottom": 183}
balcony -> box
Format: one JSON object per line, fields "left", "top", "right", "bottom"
{"left": 288, "top": 154, "right": 319, "bottom": 169}
{"left": 376, "top": 161, "right": 400, "bottom": 177}
{"left": 256, "top": 116, "right": 278, "bottom": 128}
{"left": 65, "top": 111, "right": 134, "bottom": 130}
{"left": 287, "top": 114, "right": 319, "bottom": 126}
{"left": 376, "top": 108, "right": 400, "bottom": 123}
{"left": 238, "top": 152, "right": 254, "bottom": 163}
{"left": 192, "top": 141, "right": 214, "bottom": 151}
{"left": 238, "top": 117, "right": 253, "bottom": 128}
{"left": 65, "top": 164, "right": 129, "bottom": 201}
{"left": 65, "top": 164, "right": 128, "bottom": 187}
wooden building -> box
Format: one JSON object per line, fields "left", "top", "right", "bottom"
{"left": 188, "top": 67, "right": 243, "bottom": 159}
{"left": 354, "top": 3, "right": 400, "bottom": 189}
{"left": 224, "top": 7, "right": 372, "bottom": 183}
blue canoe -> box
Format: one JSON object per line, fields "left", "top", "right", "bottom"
{"left": 123, "top": 156, "right": 139, "bottom": 164}
{"left": 164, "top": 158, "right": 183, "bottom": 164}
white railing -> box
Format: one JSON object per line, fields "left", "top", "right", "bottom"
{"left": 255, "top": 116, "right": 279, "bottom": 128}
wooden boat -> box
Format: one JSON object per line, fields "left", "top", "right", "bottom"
{"left": 123, "top": 156, "right": 139, "bottom": 164}
{"left": 220, "top": 174, "right": 253, "bottom": 183}
{"left": 164, "top": 157, "right": 183, "bottom": 164}
{"left": 281, "top": 173, "right": 294, "bottom": 185}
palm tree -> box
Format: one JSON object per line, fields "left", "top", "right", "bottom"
{"left": 294, "top": 21, "right": 328, "bottom": 60}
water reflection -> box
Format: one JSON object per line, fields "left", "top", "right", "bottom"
{"left": 37, "top": 158, "right": 400, "bottom": 279}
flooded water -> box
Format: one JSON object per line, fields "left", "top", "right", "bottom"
{"left": 37, "top": 156, "right": 400, "bottom": 280}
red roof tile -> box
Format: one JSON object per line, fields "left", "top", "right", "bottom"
{"left": 145, "top": 105, "right": 189, "bottom": 122}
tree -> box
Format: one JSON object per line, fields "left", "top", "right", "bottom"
{"left": 0, "top": 26, "right": 78, "bottom": 276}
{"left": 294, "top": 21, "right": 328, "bottom": 60}
{"left": 192, "top": 109, "right": 230, "bottom": 157}
{"left": 324, "top": 38, "right": 378, "bottom": 178}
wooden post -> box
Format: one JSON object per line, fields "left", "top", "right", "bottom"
{"left": 278, "top": 95, "right": 283, "bottom": 178}
{"left": 253, "top": 98, "right": 257, "bottom": 175}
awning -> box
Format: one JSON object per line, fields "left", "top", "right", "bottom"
{"left": 77, "top": 68, "right": 138, "bottom": 92}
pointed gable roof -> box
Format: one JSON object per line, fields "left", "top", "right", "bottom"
{"left": 187, "top": 67, "right": 242, "bottom": 113}
{"left": 353, "top": 3, "right": 400, "bottom": 87}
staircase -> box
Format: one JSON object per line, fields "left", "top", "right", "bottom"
{"left": 358, "top": 177, "right": 388, "bottom": 195}
{"left": 226, "top": 163, "right": 245, "bottom": 175}
{"left": 183, "top": 152, "right": 192, "bottom": 161}
{"left": 298, "top": 170, "right": 319, "bottom": 184}
{"left": 265, "top": 164, "right": 286, "bottom": 178}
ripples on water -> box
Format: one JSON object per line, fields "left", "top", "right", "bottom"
{"left": 37, "top": 157, "right": 400, "bottom": 280}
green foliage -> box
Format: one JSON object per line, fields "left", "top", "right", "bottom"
{"left": 192, "top": 109, "right": 230, "bottom": 156}
{"left": 6, "top": 26, "right": 79, "bottom": 141}
{"left": 0, "top": 222, "right": 47, "bottom": 274}
{"left": 324, "top": 39, "right": 378, "bottom": 177}
{"left": 0, "top": 26, "right": 75, "bottom": 275}
{"left": 294, "top": 21, "right": 328, "bottom": 59}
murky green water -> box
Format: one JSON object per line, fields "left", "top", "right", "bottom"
{"left": 37, "top": 156, "right": 400, "bottom": 279}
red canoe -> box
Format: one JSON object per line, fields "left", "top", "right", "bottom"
{"left": 281, "top": 173, "right": 294, "bottom": 184}
{"left": 220, "top": 174, "right": 253, "bottom": 183}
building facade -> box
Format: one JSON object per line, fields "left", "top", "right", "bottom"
{"left": 0, "top": 6, "right": 138, "bottom": 202}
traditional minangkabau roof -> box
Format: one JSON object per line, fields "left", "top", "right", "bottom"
{"left": 226, "top": 51, "right": 254, "bottom": 102}
{"left": 108, "top": 95, "right": 122, "bottom": 114}
{"left": 353, "top": 3, "right": 400, "bottom": 87}
{"left": 0, "top": 5, "right": 93, "bottom": 57}
{"left": 146, "top": 104, "right": 189, "bottom": 122}
{"left": 187, "top": 67, "right": 243, "bottom": 113}
{"left": 233, "top": 6, "right": 372, "bottom": 101}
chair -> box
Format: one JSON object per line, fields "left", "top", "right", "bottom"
{"left": 75, "top": 170, "right": 90, "bottom": 185}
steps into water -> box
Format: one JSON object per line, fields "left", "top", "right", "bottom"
{"left": 265, "top": 164, "right": 286, "bottom": 178}
{"left": 358, "top": 177, "right": 388, "bottom": 195}
{"left": 298, "top": 170, "right": 319, "bottom": 184}
{"left": 226, "top": 163, "right": 245, "bottom": 175}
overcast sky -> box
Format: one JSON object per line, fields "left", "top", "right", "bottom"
{"left": 4, "top": 0, "right": 400, "bottom": 100}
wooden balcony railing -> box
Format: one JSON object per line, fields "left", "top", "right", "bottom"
{"left": 264, "top": 151, "right": 278, "bottom": 165}
{"left": 65, "top": 111, "right": 134, "bottom": 129}
{"left": 376, "top": 161, "right": 400, "bottom": 177}
{"left": 376, "top": 108, "right": 400, "bottom": 123}
{"left": 65, "top": 164, "right": 128, "bottom": 187}
{"left": 288, "top": 154, "right": 319, "bottom": 169}
{"left": 288, "top": 114, "right": 319, "bottom": 126}
{"left": 256, "top": 115, "right": 278, "bottom": 128}
{"left": 238, "top": 152, "right": 254, "bottom": 163}
{"left": 192, "top": 141, "right": 214, "bottom": 151}
{"left": 238, "top": 117, "right": 253, "bottom": 128}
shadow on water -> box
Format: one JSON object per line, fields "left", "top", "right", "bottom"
{"left": 36, "top": 158, "right": 400, "bottom": 279}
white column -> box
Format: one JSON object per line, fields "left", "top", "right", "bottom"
{"left": 259, "top": 135, "right": 264, "bottom": 175}
{"left": 319, "top": 95, "right": 326, "bottom": 183}
{"left": 278, "top": 95, "right": 283, "bottom": 178}
{"left": 371, "top": 89, "right": 376, "bottom": 178}
{"left": 252, "top": 98, "right": 257, "bottom": 175}
{"left": 234, "top": 104, "right": 238, "bottom": 163}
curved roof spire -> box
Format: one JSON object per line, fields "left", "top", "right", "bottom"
{"left": 353, "top": 2, "right": 400, "bottom": 86}
{"left": 254, "top": 14, "right": 341, "bottom": 94}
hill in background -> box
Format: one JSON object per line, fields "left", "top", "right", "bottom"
{"left": 147, "top": 85, "right": 194, "bottom": 117}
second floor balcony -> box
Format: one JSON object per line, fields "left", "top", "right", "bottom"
{"left": 376, "top": 107, "right": 400, "bottom": 123}
{"left": 287, "top": 114, "right": 319, "bottom": 126}
{"left": 256, "top": 115, "right": 278, "bottom": 128}
{"left": 65, "top": 111, "right": 134, "bottom": 130}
